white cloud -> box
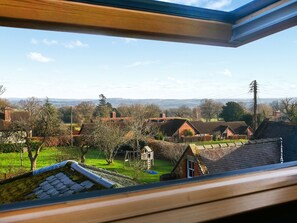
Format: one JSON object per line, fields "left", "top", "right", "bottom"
{"left": 42, "top": 38, "right": 58, "bottom": 45}
{"left": 31, "top": 38, "right": 58, "bottom": 45}
{"left": 31, "top": 38, "right": 89, "bottom": 49}
{"left": 126, "top": 60, "right": 158, "bottom": 68}
{"left": 220, "top": 68, "right": 232, "bottom": 77}
{"left": 64, "top": 40, "right": 88, "bottom": 49}
{"left": 123, "top": 38, "right": 138, "bottom": 43}
{"left": 27, "top": 52, "right": 54, "bottom": 63}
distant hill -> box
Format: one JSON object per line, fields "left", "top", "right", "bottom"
{"left": 6, "top": 97, "right": 283, "bottom": 109}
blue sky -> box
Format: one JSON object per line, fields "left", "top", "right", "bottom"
{"left": 0, "top": 0, "right": 297, "bottom": 100}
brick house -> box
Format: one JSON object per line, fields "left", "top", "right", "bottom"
{"left": 172, "top": 138, "right": 282, "bottom": 179}
{"left": 0, "top": 107, "right": 29, "bottom": 142}
{"left": 152, "top": 119, "right": 199, "bottom": 141}
{"left": 191, "top": 121, "right": 253, "bottom": 139}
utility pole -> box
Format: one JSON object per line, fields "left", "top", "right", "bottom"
{"left": 70, "top": 106, "right": 73, "bottom": 147}
{"left": 249, "top": 80, "right": 258, "bottom": 130}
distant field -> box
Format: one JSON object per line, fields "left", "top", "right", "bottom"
{"left": 0, "top": 147, "right": 174, "bottom": 184}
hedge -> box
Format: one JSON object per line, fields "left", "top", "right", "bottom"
{"left": 0, "top": 143, "right": 20, "bottom": 153}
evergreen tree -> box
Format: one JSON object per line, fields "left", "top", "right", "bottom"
{"left": 220, "top": 102, "right": 245, "bottom": 122}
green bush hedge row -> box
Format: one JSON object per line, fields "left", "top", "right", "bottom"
{"left": 0, "top": 143, "right": 22, "bottom": 153}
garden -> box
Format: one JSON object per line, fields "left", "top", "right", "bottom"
{"left": 0, "top": 146, "right": 174, "bottom": 184}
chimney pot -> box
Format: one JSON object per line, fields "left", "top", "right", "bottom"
{"left": 112, "top": 111, "right": 117, "bottom": 119}
{"left": 4, "top": 107, "right": 12, "bottom": 122}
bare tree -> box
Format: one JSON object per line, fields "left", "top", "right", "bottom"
{"left": 166, "top": 105, "right": 192, "bottom": 119}
{"left": 192, "top": 106, "right": 201, "bottom": 121}
{"left": 200, "top": 99, "right": 223, "bottom": 122}
{"left": 14, "top": 98, "right": 65, "bottom": 170}
{"left": 280, "top": 98, "right": 297, "bottom": 122}
{"left": 92, "top": 120, "right": 127, "bottom": 165}
{"left": 117, "top": 104, "right": 161, "bottom": 119}
{"left": 0, "top": 85, "right": 10, "bottom": 111}
{"left": 74, "top": 133, "right": 94, "bottom": 164}
{"left": 0, "top": 85, "right": 6, "bottom": 96}
{"left": 74, "top": 101, "right": 95, "bottom": 124}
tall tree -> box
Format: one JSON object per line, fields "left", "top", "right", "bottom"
{"left": 271, "top": 100, "right": 281, "bottom": 111}
{"left": 220, "top": 102, "right": 245, "bottom": 122}
{"left": 93, "top": 94, "right": 113, "bottom": 118}
{"left": 0, "top": 85, "right": 6, "bottom": 96}
{"left": 0, "top": 85, "right": 10, "bottom": 111}
{"left": 200, "top": 99, "right": 223, "bottom": 122}
{"left": 117, "top": 104, "right": 161, "bottom": 119}
{"left": 74, "top": 101, "right": 95, "bottom": 124}
{"left": 92, "top": 120, "right": 127, "bottom": 165}
{"left": 280, "top": 98, "right": 297, "bottom": 122}
{"left": 192, "top": 106, "right": 202, "bottom": 121}
{"left": 166, "top": 105, "right": 192, "bottom": 119}
{"left": 15, "top": 98, "right": 65, "bottom": 170}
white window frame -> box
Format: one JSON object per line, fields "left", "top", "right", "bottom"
{"left": 187, "top": 160, "right": 195, "bottom": 178}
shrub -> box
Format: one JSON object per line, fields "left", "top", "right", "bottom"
{"left": 30, "top": 136, "right": 71, "bottom": 147}
{"left": 154, "top": 132, "right": 164, "bottom": 140}
{"left": 183, "top": 129, "right": 194, "bottom": 137}
{"left": 0, "top": 143, "right": 20, "bottom": 153}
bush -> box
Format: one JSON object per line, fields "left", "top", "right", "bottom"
{"left": 30, "top": 136, "right": 71, "bottom": 147}
{"left": 183, "top": 129, "right": 194, "bottom": 137}
{"left": 0, "top": 143, "right": 20, "bottom": 153}
{"left": 154, "top": 132, "right": 164, "bottom": 140}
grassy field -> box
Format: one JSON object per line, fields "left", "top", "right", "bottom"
{"left": 0, "top": 147, "right": 174, "bottom": 184}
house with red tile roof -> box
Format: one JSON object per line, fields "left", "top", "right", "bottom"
{"left": 0, "top": 107, "right": 29, "bottom": 143}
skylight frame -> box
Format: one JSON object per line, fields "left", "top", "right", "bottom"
{"left": 68, "top": 0, "right": 281, "bottom": 24}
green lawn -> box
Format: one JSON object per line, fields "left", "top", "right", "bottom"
{"left": 0, "top": 147, "right": 174, "bottom": 184}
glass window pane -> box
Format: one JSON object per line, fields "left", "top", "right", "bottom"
{"left": 154, "top": 0, "right": 254, "bottom": 11}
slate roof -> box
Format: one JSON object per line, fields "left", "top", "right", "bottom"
{"left": 191, "top": 121, "right": 230, "bottom": 134}
{"left": 227, "top": 121, "right": 251, "bottom": 135}
{"left": 191, "top": 121, "right": 251, "bottom": 135}
{"left": 253, "top": 120, "right": 297, "bottom": 162}
{"left": 156, "top": 119, "right": 199, "bottom": 137}
{"left": 0, "top": 160, "right": 138, "bottom": 205}
{"left": 174, "top": 138, "right": 282, "bottom": 176}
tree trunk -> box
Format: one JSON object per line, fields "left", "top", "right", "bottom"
{"left": 30, "top": 157, "right": 37, "bottom": 171}
{"left": 80, "top": 147, "right": 89, "bottom": 163}
{"left": 81, "top": 154, "right": 86, "bottom": 163}
{"left": 106, "top": 159, "right": 113, "bottom": 165}
{"left": 106, "top": 155, "right": 113, "bottom": 165}
{"left": 20, "top": 151, "right": 23, "bottom": 167}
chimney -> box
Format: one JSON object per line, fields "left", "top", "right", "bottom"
{"left": 4, "top": 107, "right": 12, "bottom": 122}
{"left": 273, "top": 110, "right": 281, "bottom": 118}
{"left": 162, "top": 113, "right": 166, "bottom": 118}
{"left": 111, "top": 111, "right": 117, "bottom": 119}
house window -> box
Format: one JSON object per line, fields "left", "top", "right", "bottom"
{"left": 187, "top": 160, "right": 195, "bottom": 178}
